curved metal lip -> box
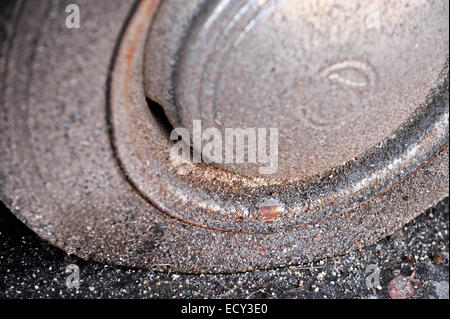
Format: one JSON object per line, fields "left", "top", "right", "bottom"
{"left": 109, "top": 0, "right": 449, "bottom": 235}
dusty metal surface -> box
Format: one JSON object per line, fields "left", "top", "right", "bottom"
{"left": 145, "top": 0, "right": 449, "bottom": 178}
{"left": 0, "top": 0, "right": 449, "bottom": 273}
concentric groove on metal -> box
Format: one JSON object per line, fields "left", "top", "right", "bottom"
{"left": 110, "top": 0, "right": 449, "bottom": 236}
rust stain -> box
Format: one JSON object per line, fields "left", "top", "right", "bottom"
{"left": 433, "top": 252, "right": 444, "bottom": 265}
{"left": 259, "top": 198, "right": 285, "bottom": 222}
{"left": 260, "top": 205, "right": 282, "bottom": 222}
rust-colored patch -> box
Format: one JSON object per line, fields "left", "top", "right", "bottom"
{"left": 260, "top": 205, "right": 282, "bottom": 222}
{"left": 433, "top": 252, "right": 445, "bottom": 265}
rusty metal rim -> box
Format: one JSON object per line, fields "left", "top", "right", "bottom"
{"left": 109, "top": 0, "right": 449, "bottom": 235}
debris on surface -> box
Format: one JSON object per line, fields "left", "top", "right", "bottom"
{"left": 388, "top": 271, "right": 422, "bottom": 299}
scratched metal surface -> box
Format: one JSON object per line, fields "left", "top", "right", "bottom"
{"left": 0, "top": 0, "right": 448, "bottom": 274}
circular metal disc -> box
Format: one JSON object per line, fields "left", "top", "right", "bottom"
{"left": 0, "top": 0, "right": 449, "bottom": 273}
